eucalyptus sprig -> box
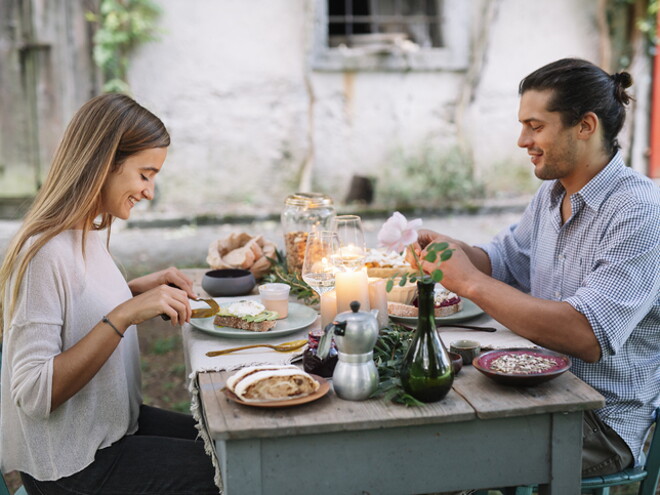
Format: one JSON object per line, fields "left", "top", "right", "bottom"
{"left": 385, "top": 241, "right": 453, "bottom": 292}
{"left": 371, "top": 323, "right": 424, "bottom": 407}
{"left": 263, "top": 250, "right": 319, "bottom": 306}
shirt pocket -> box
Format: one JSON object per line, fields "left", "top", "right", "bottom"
{"left": 561, "top": 256, "right": 591, "bottom": 297}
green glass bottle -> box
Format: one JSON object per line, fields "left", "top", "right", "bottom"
{"left": 400, "top": 281, "right": 454, "bottom": 402}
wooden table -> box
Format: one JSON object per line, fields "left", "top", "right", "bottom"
{"left": 181, "top": 269, "right": 605, "bottom": 494}
{"left": 194, "top": 363, "right": 603, "bottom": 494}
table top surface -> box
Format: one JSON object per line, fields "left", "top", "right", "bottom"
{"left": 184, "top": 269, "right": 605, "bottom": 441}
{"left": 197, "top": 366, "right": 605, "bottom": 441}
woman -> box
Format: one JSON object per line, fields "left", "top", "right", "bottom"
{"left": 0, "top": 94, "right": 217, "bottom": 494}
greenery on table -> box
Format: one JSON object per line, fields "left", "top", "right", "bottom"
{"left": 263, "top": 250, "right": 319, "bottom": 306}
{"left": 86, "top": 0, "right": 163, "bottom": 93}
{"left": 372, "top": 323, "right": 425, "bottom": 407}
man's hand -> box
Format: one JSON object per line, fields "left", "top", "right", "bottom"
{"left": 407, "top": 229, "right": 492, "bottom": 284}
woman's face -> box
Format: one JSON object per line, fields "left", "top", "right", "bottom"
{"left": 100, "top": 147, "right": 167, "bottom": 220}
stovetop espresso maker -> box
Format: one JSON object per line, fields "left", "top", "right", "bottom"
{"left": 319, "top": 301, "right": 379, "bottom": 401}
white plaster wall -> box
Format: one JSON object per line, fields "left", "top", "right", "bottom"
{"left": 129, "top": 0, "right": 312, "bottom": 213}
{"left": 128, "top": 0, "right": 604, "bottom": 214}
{"left": 465, "top": 0, "right": 601, "bottom": 180}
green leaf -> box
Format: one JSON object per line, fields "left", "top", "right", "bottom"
{"left": 424, "top": 250, "right": 437, "bottom": 263}
{"left": 440, "top": 250, "right": 454, "bottom": 262}
{"left": 431, "top": 241, "right": 449, "bottom": 251}
{"left": 386, "top": 279, "right": 394, "bottom": 292}
{"left": 398, "top": 273, "right": 408, "bottom": 286}
{"left": 431, "top": 270, "right": 444, "bottom": 282}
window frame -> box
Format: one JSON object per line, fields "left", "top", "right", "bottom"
{"left": 311, "top": 0, "right": 471, "bottom": 72}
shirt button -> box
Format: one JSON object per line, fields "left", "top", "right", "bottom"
{"left": 558, "top": 254, "right": 565, "bottom": 260}
{"left": 555, "top": 291, "right": 561, "bottom": 299}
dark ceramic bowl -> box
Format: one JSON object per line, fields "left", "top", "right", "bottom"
{"left": 449, "top": 352, "right": 463, "bottom": 375}
{"left": 473, "top": 348, "right": 571, "bottom": 387}
{"left": 201, "top": 269, "right": 256, "bottom": 297}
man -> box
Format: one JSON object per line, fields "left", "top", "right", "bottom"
{"left": 414, "top": 58, "right": 660, "bottom": 476}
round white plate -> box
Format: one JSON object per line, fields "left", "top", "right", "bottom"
{"left": 388, "top": 298, "right": 484, "bottom": 326}
{"left": 190, "top": 302, "right": 317, "bottom": 339}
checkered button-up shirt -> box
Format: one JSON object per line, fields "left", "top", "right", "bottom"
{"left": 479, "top": 151, "right": 660, "bottom": 465}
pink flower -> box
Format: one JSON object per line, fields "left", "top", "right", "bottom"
{"left": 377, "top": 211, "right": 423, "bottom": 253}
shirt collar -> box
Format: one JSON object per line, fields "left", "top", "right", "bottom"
{"left": 547, "top": 151, "right": 625, "bottom": 211}
{"left": 577, "top": 150, "right": 625, "bottom": 210}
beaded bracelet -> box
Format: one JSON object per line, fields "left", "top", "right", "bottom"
{"left": 102, "top": 316, "right": 124, "bottom": 338}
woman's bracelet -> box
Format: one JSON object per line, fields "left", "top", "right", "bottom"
{"left": 102, "top": 316, "right": 124, "bottom": 338}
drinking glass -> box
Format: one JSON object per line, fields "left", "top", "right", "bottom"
{"left": 302, "top": 231, "right": 340, "bottom": 297}
{"left": 332, "top": 215, "right": 366, "bottom": 271}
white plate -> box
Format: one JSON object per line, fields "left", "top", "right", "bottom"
{"left": 388, "top": 297, "right": 484, "bottom": 326}
{"left": 190, "top": 302, "right": 317, "bottom": 339}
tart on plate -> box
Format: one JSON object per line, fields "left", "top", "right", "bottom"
{"left": 365, "top": 248, "right": 415, "bottom": 278}
{"left": 388, "top": 289, "right": 463, "bottom": 317}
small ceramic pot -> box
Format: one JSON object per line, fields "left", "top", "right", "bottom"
{"left": 449, "top": 352, "right": 463, "bottom": 375}
{"left": 201, "top": 269, "right": 256, "bottom": 297}
{"left": 450, "top": 340, "right": 481, "bottom": 365}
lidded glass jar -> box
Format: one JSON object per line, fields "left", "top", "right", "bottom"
{"left": 281, "top": 193, "right": 335, "bottom": 274}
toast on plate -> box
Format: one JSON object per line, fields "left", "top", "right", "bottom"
{"left": 213, "top": 299, "right": 278, "bottom": 332}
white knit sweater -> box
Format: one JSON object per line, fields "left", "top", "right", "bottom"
{"left": 1, "top": 230, "right": 141, "bottom": 480}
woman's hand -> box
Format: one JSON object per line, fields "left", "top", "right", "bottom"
{"left": 128, "top": 267, "right": 196, "bottom": 299}
{"left": 110, "top": 284, "right": 192, "bottom": 328}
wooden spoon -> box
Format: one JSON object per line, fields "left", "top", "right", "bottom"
{"left": 206, "top": 339, "right": 307, "bottom": 357}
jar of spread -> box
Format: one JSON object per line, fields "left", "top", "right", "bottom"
{"left": 281, "top": 193, "right": 335, "bottom": 274}
{"left": 302, "top": 329, "right": 338, "bottom": 378}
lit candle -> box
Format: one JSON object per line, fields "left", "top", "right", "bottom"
{"left": 368, "top": 278, "right": 389, "bottom": 328}
{"left": 320, "top": 290, "right": 338, "bottom": 330}
{"left": 335, "top": 268, "right": 371, "bottom": 314}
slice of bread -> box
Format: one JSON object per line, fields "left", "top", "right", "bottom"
{"left": 213, "top": 314, "right": 277, "bottom": 332}
{"left": 226, "top": 365, "right": 320, "bottom": 402}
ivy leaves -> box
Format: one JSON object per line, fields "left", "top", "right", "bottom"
{"left": 86, "top": 0, "right": 163, "bottom": 93}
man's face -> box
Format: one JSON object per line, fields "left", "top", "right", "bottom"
{"left": 517, "top": 89, "right": 579, "bottom": 180}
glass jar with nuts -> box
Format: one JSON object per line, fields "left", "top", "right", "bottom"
{"left": 281, "top": 193, "right": 335, "bottom": 274}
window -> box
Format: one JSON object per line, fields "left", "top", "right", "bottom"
{"left": 328, "top": 0, "right": 443, "bottom": 49}
{"left": 312, "top": 0, "right": 471, "bottom": 71}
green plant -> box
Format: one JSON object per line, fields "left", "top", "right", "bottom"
{"left": 86, "top": 0, "right": 163, "bottom": 93}
{"left": 151, "top": 335, "right": 180, "bottom": 355}
{"left": 379, "top": 144, "right": 484, "bottom": 209}
{"left": 372, "top": 323, "right": 425, "bottom": 406}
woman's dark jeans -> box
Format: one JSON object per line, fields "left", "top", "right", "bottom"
{"left": 21, "top": 405, "right": 218, "bottom": 494}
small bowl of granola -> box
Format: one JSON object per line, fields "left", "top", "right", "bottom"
{"left": 473, "top": 348, "right": 571, "bottom": 386}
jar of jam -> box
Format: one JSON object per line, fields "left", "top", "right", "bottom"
{"left": 302, "top": 329, "right": 338, "bottom": 378}
{"left": 281, "top": 193, "right": 335, "bottom": 274}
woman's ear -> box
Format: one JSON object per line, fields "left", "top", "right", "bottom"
{"left": 577, "top": 112, "right": 599, "bottom": 140}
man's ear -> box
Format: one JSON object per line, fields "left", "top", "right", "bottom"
{"left": 577, "top": 112, "right": 599, "bottom": 140}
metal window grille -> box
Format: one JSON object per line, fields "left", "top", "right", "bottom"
{"left": 327, "top": 0, "right": 443, "bottom": 48}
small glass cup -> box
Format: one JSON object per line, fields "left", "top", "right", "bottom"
{"left": 258, "top": 283, "right": 291, "bottom": 319}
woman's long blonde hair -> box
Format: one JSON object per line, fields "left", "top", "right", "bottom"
{"left": 0, "top": 94, "right": 170, "bottom": 335}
